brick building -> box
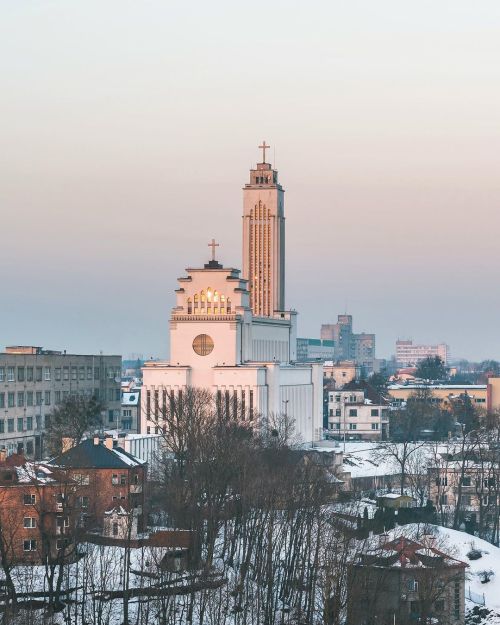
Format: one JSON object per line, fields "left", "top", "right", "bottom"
{"left": 0, "top": 453, "right": 79, "bottom": 564}
{"left": 348, "top": 535, "right": 467, "bottom": 625}
{"left": 47, "top": 437, "right": 147, "bottom": 532}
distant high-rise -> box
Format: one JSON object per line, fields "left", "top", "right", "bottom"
{"left": 395, "top": 340, "right": 449, "bottom": 367}
{"left": 242, "top": 141, "right": 285, "bottom": 316}
{"left": 321, "top": 315, "right": 376, "bottom": 373}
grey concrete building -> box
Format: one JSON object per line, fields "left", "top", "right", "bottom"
{"left": 0, "top": 346, "right": 121, "bottom": 459}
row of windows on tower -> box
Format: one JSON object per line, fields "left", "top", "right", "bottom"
{"left": 187, "top": 290, "right": 232, "bottom": 315}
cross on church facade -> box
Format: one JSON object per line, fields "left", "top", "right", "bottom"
{"left": 208, "top": 238, "right": 219, "bottom": 261}
{"left": 259, "top": 141, "right": 270, "bottom": 163}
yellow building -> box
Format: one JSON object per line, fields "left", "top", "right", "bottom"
{"left": 388, "top": 384, "right": 488, "bottom": 410}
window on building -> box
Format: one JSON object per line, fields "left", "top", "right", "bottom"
{"left": 23, "top": 517, "right": 37, "bottom": 528}
{"left": 23, "top": 539, "right": 37, "bottom": 551}
{"left": 113, "top": 522, "right": 119, "bottom": 536}
{"left": 0, "top": 368, "right": 4, "bottom": 382}
{"left": 55, "top": 367, "right": 61, "bottom": 381}
{"left": 8, "top": 393, "right": 15, "bottom": 408}
{"left": 73, "top": 473, "right": 90, "bottom": 485}
{"left": 108, "top": 410, "right": 114, "bottom": 424}
{"left": 8, "top": 419, "right": 14, "bottom": 433}
{"left": 45, "top": 391, "right": 51, "bottom": 406}
{"left": 371, "top": 408, "right": 379, "bottom": 417}
{"left": 36, "top": 367, "right": 42, "bottom": 382}
{"left": 26, "top": 417, "right": 33, "bottom": 431}
{"left": 349, "top": 423, "right": 357, "bottom": 430}
{"left": 23, "top": 494, "right": 36, "bottom": 505}
{"left": 63, "top": 367, "right": 69, "bottom": 380}
{"left": 26, "top": 440, "right": 34, "bottom": 455}
{"left": 120, "top": 474, "right": 127, "bottom": 485}
{"left": 27, "top": 391, "right": 33, "bottom": 406}
{"left": 79, "top": 367, "right": 85, "bottom": 381}
{"left": 0, "top": 394, "right": 4, "bottom": 409}
{"left": 7, "top": 367, "right": 15, "bottom": 382}
{"left": 112, "top": 474, "right": 119, "bottom": 485}
{"left": 55, "top": 391, "right": 61, "bottom": 404}
{"left": 335, "top": 395, "right": 341, "bottom": 401}
{"left": 26, "top": 367, "right": 33, "bottom": 381}
{"left": 371, "top": 423, "right": 379, "bottom": 430}
{"left": 71, "top": 367, "right": 77, "bottom": 380}
{"left": 349, "top": 409, "right": 358, "bottom": 417}
{"left": 36, "top": 391, "right": 42, "bottom": 406}
{"left": 461, "top": 476, "right": 471, "bottom": 487}
{"left": 335, "top": 409, "right": 341, "bottom": 417}
{"left": 44, "top": 367, "right": 51, "bottom": 381}
{"left": 122, "top": 419, "right": 132, "bottom": 430}
{"left": 79, "top": 496, "right": 89, "bottom": 509}
{"left": 17, "top": 367, "right": 25, "bottom": 382}
{"left": 0, "top": 421, "right": 4, "bottom": 433}
{"left": 17, "top": 392, "right": 24, "bottom": 407}
{"left": 329, "top": 409, "right": 333, "bottom": 417}
{"left": 407, "top": 579, "right": 419, "bottom": 592}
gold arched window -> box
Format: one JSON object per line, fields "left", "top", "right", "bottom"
{"left": 187, "top": 298, "right": 192, "bottom": 314}
{"left": 193, "top": 294, "right": 199, "bottom": 310}
{"left": 227, "top": 298, "right": 232, "bottom": 314}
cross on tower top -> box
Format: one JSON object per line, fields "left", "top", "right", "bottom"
{"left": 259, "top": 140, "right": 270, "bottom": 163}
{"left": 208, "top": 238, "right": 220, "bottom": 261}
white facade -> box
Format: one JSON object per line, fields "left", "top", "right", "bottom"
{"left": 142, "top": 151, "right": 323, "bottom": 445}
{"left": 395, "top": 340, "right": 449, "bottom": 366}
{"left": 327, "top": 388, "right": 389, "bottom": 441}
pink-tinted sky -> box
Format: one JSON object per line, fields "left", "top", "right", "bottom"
{"left": 1, "top": 1, "right": 499, "bottom": 361}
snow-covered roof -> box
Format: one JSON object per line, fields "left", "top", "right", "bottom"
{"left": 122, "top": 392, "right": 139, "bottom": 406}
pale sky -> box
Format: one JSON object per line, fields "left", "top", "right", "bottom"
{"left": 1, "top": 1, "right": 499, "bottom": 361}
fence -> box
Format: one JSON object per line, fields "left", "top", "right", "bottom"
{"left": 466, "top": 586, "right": 485, "bottom": 606}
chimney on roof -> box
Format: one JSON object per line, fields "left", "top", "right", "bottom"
{"left": 61, "top": 438, "right": 74, "bottom": 453}
{"left": 93, "top": 436, "right": 100, "bottom": 446}
{"left": 104, "top": 437, "right": 114, "bottom": 450}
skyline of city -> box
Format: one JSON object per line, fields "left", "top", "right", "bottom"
{"left": 2, "top": 2, "right": 499, "bottom": 361}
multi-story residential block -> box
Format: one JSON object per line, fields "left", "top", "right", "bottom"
{"left": 0, "top": 452, "right": 79, "bottom": 564}
{"left": 48, "top": 436, "right": 146, "bottom": 533}
{"left": 321, "top": 316, "right": 376, "bottom": 374}
{"left": 428, "top": 460, "right": 498, "bottom": 527}
{"left": 396, "top": 340, "right": 449, "bottom": 366}
{"left": 348, "top": 535, "right": 467, "bottom": 625}
{"left": 326, "top": 381, "right": 389, "bottom": 441}
{"left": 296, "top": 338, "right": 335, "bottom": 362}
{"left": 0, "top": 346, "right": 121, "bottom": 459}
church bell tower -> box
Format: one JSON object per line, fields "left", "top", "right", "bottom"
{"left": 242, "top": 142, "right": 285, "bottom": 317}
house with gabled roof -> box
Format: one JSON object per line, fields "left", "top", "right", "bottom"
{"left": 48, "top": 436, "right": 147, "bottom": 533}
{"left": 347, "top": 534, "right": 467, "bottom": 625}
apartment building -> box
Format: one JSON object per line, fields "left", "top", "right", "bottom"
{"left": 0, "top": 346, "right": 121, "bottom": 459}
{"left": 321, "top": 315, "right": 376, "bottom": 374}
{"left": 326, "top": 381, "right": 389, "bottom": 441}
{"left": 396, "top": 340, "right": 449, "bottom": 366}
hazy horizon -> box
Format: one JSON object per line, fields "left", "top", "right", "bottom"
{"left": 1, "top": 1, "right": 499, "bottom": 362}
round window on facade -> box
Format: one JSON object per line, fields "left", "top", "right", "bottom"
{"left": 192, "top": 334, "right": 214, "bottom": 356}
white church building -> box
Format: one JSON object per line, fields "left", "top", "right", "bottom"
{"left": 141, "top": 144, "right": 323, "bottom": 444}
